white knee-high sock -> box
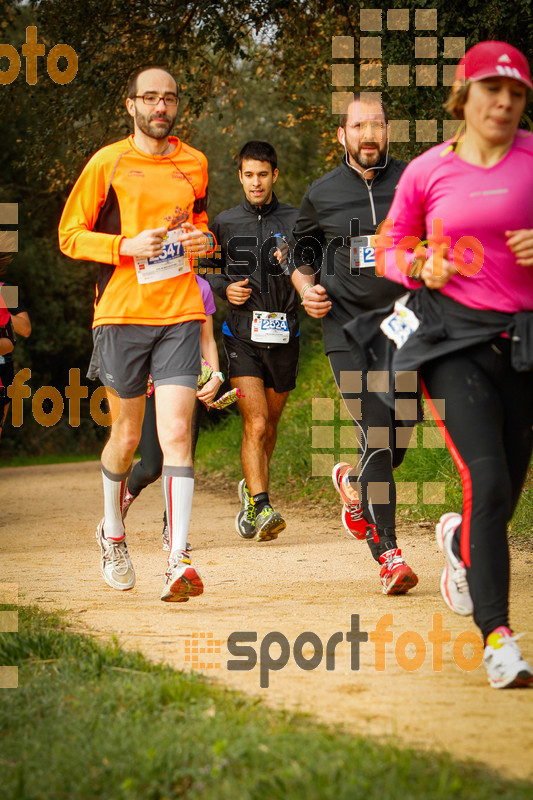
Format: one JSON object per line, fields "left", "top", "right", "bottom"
{"left": 101, "top": 463, "right": 131, "bottom": 540}
{"left": 162, "top": 466, "right": 194, "bottom": 558}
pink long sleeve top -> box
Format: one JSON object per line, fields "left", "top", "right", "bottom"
{"left": 379, "top": 131, "right": 533, "bottom": 313}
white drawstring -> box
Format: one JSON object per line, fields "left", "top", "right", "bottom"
{"left": 343, "top": 135, "right": 390, "bottom": 180}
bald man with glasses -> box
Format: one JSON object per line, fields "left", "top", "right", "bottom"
{"left": 60, "top": 66, "right": 215, "bottom": 604}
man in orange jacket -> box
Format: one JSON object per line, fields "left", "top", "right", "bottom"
{"left": 59, "top": 66, "right": 214, "bottom": 603}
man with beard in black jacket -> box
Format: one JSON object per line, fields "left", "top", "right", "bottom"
{"left": 203, "top": 141, "right": 299, "bottom": 542}
{"left": 290, "top": 94, "right": 418, "bottom": 595}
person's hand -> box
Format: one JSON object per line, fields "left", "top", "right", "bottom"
{"left": 301, "top": 283, "right": 332, "bottom": 318}
{"left": 420, "top": 247, "right": 457, "bottom": 290}
{"left": 505, "top": 229, "right": 533, "bottom": 266}
{"left": 0, "top": 337, "right": 14, "bottom": 356}
{"left": 119, "top": 227, "right": 167, "bottom": 257}
{"left": 175, "top": 222, "right": 213, "bottom": 256}
{"left": 226, "top": 279, "right": 252, "bottom": 305}
{"left": 274, "top": 241, "right": 289, "bottom": 273}
{"left": 196, "top": 375, "right": 222, "bottom": 405}
{"left": 11, "top": 311, "right": 31, "bottom": 338}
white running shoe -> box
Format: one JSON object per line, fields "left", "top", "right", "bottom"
{"left": 483, "top": 630, "right": 533, "bottom": 689}
{"left": 161, "top": 551, "right": 203, "bottom": 603}
{"left": 96, "top": 519, "right": 135, "bottom": 591}
{"left": 436, "top": 512, "right": 473, "bottom": 616}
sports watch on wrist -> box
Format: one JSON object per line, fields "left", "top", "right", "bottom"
{"left": 212, "top": 371, "right": 224, "bottom": 382}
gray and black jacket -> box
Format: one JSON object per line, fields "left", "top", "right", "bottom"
{"left": 290, "top": 155, "right": 408, "bottom": 354}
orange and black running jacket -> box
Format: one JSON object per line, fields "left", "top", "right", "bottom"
{"left": 59, "top": 135, "right": 214, "bottom": 327}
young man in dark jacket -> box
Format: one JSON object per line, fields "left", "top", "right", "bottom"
{"left": 290, "top": 95, "right": 418, "bottom": 595}
{"left": 203, "top": 141, "right": 299, "bottom": 541}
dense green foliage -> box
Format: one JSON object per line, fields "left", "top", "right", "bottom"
{"left": 1, "top": 605, "right": 532, "bottom": 799}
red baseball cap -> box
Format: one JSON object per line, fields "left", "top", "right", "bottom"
{"left": 455, "top": 41, "right": 533, "bottom": 90}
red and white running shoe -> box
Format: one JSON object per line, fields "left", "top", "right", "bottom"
{"left": 379, "top": 548, "right": 418, "bottom": 595}
{"left": 332, "top": 462, "right": 367, "bottom": 540}
{"left": 161, "top": 550, "right": 203, "bottom": 603}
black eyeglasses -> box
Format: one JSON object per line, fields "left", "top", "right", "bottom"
{"left": 133, "top": 93, "right": 179, "bottom": 106}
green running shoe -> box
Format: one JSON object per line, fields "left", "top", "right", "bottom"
{"left": 255, "top": 505, "right": 286, "bottom": 542}
{"left": 235, "top": 479, "right": 256, "bottom": 539}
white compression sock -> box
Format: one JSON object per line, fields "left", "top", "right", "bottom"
{"left": 162, "top": 466, "right": 194, "bottom": 558}
{"left": 101, "top": 463, "right": 131, "bottom": 540}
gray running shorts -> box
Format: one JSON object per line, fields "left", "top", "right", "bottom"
{"left": 90, "top": 321, "right": 201, "bottom": 398}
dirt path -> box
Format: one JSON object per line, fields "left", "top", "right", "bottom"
{"left": 1, "top": 461, "right": 532, "bottom": 780}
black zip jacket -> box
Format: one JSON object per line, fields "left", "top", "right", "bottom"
{"left": 201, "top": 194, "right": 300, "bottom": 343}
{"left": 290, "top": 155, "right": 408, "bottom": 354}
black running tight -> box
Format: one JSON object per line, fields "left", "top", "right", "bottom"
{"left": 328, "top": 350, "right": 412, "bottom": 561}
{"left": 421, "top": 338, "right": 533, "bottom": 639}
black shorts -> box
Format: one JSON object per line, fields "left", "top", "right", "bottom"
{"left": 223, "top": 334, "right": 299, "bottom": 393}
{"left": 0, "top": 360, "right": 14, "bottom": 416}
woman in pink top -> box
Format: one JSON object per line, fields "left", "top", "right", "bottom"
{"left": 378, "top": 42, "right": 533, "bottom": 689}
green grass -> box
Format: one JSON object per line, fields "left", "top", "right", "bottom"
{"left": 0, "top": 605, "right": 531, "bottom": 800}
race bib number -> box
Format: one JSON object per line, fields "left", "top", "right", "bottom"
{"left": 350, "top": 235, "right": 376, "bottom": 272}
{"left": 380, "top": 300, "right": 420, "bottom": 349}
{"left": 251, "top": 311, "right": 289, "bottom": 344}
{"left": 134, "top": 229, "right": 190, "bottom": 285}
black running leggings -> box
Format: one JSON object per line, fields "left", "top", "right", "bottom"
{"left": 128, "top": 394, "right": 204, "bottom": 497}
{"left": 421, "top": 338, "right": 533, "bottom": 640}
{"left": 329, "top": 350, "right": 412, "bottom": 561}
